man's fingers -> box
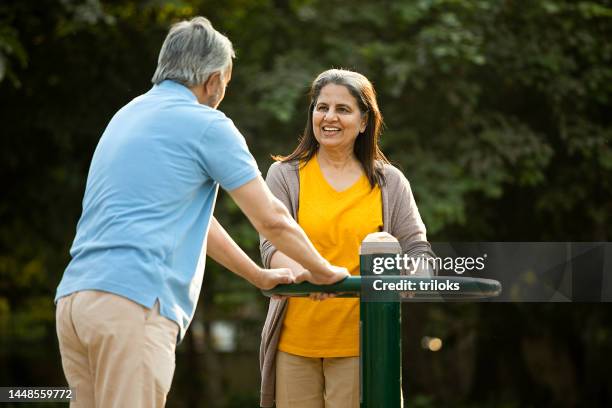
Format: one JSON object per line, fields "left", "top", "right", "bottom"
{"left": 258, "top": 268, "right": 295, "bottom": 290}
{"left": 270, "top": 268, "right": 295, "bottom": 285}
{"left": 294, "top": 270, "right": 310, "bottom": 283}
{"left": 277, "top": 268, "right": 294, "bottom": 284}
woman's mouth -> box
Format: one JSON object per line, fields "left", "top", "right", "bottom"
{"left": 322, "top": 126, "right": 341, "bottom": 136}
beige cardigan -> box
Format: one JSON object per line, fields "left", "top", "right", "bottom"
{"left": 258, "top": 160, "right": 434, "bottom": 407}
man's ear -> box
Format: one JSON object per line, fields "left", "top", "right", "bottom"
{"left": 204, "top": 71, "right": 222, "bottom": 95}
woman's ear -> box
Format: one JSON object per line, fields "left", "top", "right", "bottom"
{"left": 360, "top": 113, "right": 368, "bottom": 133}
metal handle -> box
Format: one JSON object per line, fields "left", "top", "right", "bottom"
{"left": 262, "top": 276, "right": 502, "bottom": 299}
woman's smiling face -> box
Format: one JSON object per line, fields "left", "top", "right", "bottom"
{"left": 312, "top": 84, "right": 367, "bottom": 153}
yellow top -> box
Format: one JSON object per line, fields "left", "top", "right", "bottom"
{"left": 278, "top": 155, "right": 383, "bottom": 357}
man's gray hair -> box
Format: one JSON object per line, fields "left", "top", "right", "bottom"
{"left": 151, "top": 17, "right": 235, "bottom": 87}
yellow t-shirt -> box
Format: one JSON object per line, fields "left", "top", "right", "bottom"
{"left": 278, "top": 155, "right": 383, "bottom": 357}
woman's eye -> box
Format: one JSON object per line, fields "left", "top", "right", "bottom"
{"left": 316, "top": 106, "right": 327, "bottom": 112}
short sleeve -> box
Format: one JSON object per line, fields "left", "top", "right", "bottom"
{"left": 199, "top": 115, "right": 260, "bottom": 190}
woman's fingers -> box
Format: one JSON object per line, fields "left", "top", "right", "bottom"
{"left": 308, "top": 292, "right": 337, "bottom": 301}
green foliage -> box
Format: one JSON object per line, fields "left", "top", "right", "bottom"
{"left": 0, "top": 23, "right": 27, "bottom": 86}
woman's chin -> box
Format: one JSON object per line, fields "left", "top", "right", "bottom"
{"left": 319, "top": 139, "right": 350, "bottom": 151}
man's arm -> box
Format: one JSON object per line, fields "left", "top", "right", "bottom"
{"left": 227, "top": 176, "right": 349, "bottom": 284}
{"left": 207, "top": 217, "right": 294, "bottom": 290}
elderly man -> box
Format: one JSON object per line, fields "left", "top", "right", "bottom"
{"left": 55, "top": 17, "right": 348, "bottom": 408}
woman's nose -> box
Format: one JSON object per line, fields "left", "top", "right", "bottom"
{"left": 324, "top": 109, "right": 337, "bottom": 121}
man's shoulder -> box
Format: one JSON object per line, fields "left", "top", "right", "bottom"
{"left": 146, "top": 86, "right": 232, "bottom": 127}
{"left": 126, "top": 89, "right": 228, "bottom": 127}
{"left": 178, "top": 102, "right": 230, "bottom": 126}
{"left": 171, "top": 105, "right": 240, "bottom": 142}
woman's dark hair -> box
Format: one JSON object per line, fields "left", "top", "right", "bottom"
{"left": 275, "top": 69, "right": 389, "bottom": 187}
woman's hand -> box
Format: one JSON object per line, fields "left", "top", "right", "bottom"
{"left": 308, "top": 292, "right": 337, "bottom": 301}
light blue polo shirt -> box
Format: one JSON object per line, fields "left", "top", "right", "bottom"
{"left": 56, "top": 80, "right": 260, "bottom": 341}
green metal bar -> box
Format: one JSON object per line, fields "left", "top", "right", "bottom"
{"left": 262, "top": 276, "right": 502, "bottom": 298}
{"left": 262, "top": 276, "right": 361, "bottom": 297}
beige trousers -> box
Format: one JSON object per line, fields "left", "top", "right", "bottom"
{"left": 56, "top": 290, "right": 179, "bottom": 408}
{"left": 275, "top": 350, "right": 359, "bottom": 408}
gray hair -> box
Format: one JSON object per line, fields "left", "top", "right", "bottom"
{"left": 151, "top": 17, "right": 235, "bottom": 87}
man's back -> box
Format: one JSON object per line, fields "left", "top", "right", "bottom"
{"left": 56, "top": 79, "right": 259, "bottom": 336}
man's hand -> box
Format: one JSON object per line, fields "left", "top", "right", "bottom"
{"left": 252, "top": 267, "right": 295, "bottom": 290}
{"left": 294, "top": 265, "right": 349, "bottom": 285}
{"left": 293, "top": 267, "right": 347, "bottom": 301}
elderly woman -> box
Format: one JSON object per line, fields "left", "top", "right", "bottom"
{"left": 259, "top": 69, "right": 434, "bottom": 408}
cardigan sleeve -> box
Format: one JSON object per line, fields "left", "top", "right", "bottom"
{"left": 259, "top": 161, "right": 295, "bottom": 268}
{"left": 384, "top": 165, "right": 437, "bottom": 275}
{"left": 258, "top": 161, "right": 296, "bottom": 407}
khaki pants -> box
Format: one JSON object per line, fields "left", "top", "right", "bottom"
{"left": 56, "top": 290, "right": 179, "bottom": 408}
{"left": 275, "top": 351, "right": 359, "bottom": 408}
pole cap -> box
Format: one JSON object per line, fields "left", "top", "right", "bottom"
{"left": 360, "top": 232, "right": 401, "bottom": 255}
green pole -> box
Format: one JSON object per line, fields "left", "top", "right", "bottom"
{"left": 359, "top": 233, "right": 402, "bottom": 408}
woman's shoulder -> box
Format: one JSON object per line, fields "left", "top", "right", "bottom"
{"left": 379, "top": 162, "right": 408, "bottom": 185}
{"left": 266, "top": 160, "right": 300, "bottom": 183}
{"left": 268, "top": 159, "right": 299, "bottom": 174}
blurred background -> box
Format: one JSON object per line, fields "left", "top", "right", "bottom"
{"left": 1, "top": 0, "right": 611, "bottom": 406}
